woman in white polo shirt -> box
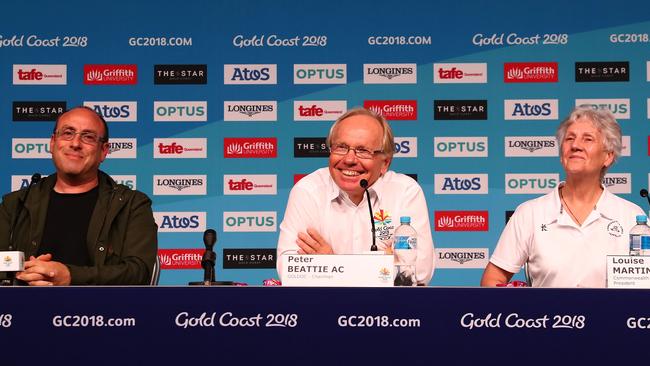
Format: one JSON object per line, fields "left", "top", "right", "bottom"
{"left": 481, "top": 105, "right": 644, "bottom": 287}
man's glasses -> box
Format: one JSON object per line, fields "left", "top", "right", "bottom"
{"left": 329, "top": 143, "right": 384, "bottom": 159}
{"left": 54, "top": 128, "right": 106, "bottom": 145}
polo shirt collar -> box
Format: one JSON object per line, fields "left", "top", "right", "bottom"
{"left": 326, "top": 173, "right": 385, "bottom": 204}
{"left": 552, "top": 181, "right": 616, "bottom": 226}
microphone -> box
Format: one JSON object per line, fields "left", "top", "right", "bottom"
{"left": 8, "top": 173, "right": 41, "bottom": 250}
{"left": 640, "top": 189, "right": 650, "bottom": 209}
{"left": 360, "top": 179, "right": 377, "bottom": 251}
{"left": 201, "top": 229, "right": 217, "bottom": 284}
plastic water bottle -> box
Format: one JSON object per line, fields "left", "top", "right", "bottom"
{"left": 393, "top": 216, "right": 417, "bottom": 286}
{"left": 629, "top": 215, "right": 650, "bottom": 256}
{"left": 642, "top": 236, "right": 650, "bottom": 256}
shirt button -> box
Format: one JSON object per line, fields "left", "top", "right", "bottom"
{"left": 99, "top": 246, "right": 105, "bottom": 252}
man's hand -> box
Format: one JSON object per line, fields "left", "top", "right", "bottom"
{"left": 15, "top": 254, "right": 71, "bottom": 286}
{"left": 296, "top": 228, "right": 334, "bottom": 254}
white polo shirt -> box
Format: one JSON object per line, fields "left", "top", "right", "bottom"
{"left": 277, "top": 168, "right": 435, "bottom": 284}
{"left": 491, "top": 183, "right": 644, "bottom": 287}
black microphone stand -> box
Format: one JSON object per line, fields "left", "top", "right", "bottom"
{"left": 360, "top": 179, "right": 377, "bottom": 251}
{"left": 189, "top": 229, "right": 233, "bottom": 286}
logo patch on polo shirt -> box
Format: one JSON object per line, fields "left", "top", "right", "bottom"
{"left": 374, "top": 209, "right": 395, "bottom": 243}
{"left": 607, "top": 220, "right": 623, "bottom": 237}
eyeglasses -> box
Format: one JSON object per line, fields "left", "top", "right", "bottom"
{"left": 54, "top": 128, "right": 106, "bottom": 145}
{"left": 329, "top": 143, "right": 384, "bottom": 159}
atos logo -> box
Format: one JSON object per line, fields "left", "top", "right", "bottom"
{"left": 294, "top": 101, "right": 346, "bottom": 121}
{"left": 504, "top": 62, "right": 558, "bottom": 83}
{"left": 435, "top": 211, "right": 489, "bottom": 231}
{"left": 294, "top": 64, "right": 346, "bottom": 84}
{"left": 505, "top": 174, "right": 559, "bottom": 194}
{"left": 433, "top": 63, "right": 487, "bottom": 83}
{"left": 12, "top": 138, "right": 51, "bottom": 158}
{"left": 363, "top": 100, "right": 417, "bottom": 120}
{"left": 84, "top": 64, "right": 137, "bottom": 85}
{"left": 154, "top": 138, "right": 207, "bottom": 159}
{"left": 504, "top": 99, "right": 558, "bottom": 120}
{"left": 110, "top": 175, "right": 137, "bottom": 190}
{"left": 158, "top": 249, "right": 203, "bottom": 270}
{"left": 575, "top": 99, "right": 630, "bottom": 119}
{"left": 434, "top": 174, "right": 488, "bottom": 194}
{"left": 434, "top": 137, "right": 488, "bottom": 157}
{"left": 83, "top": 101, "right": 137, "bottom": 122}
{"left": 223, "top": 211, "right": 277, "bottom": 232}
{"left": 393, "top": 137, "right": 417, "bottom": 158}
{"left": 11, "top": 174, "right": 49, "bottom": 191}
{"left": 224, "top": 64, "right": 277, "bottom": 84}
{"left": 223, "top": 175, "right": 277, "bottom": 195}
{"left": 107, "top": 138, "right": 137, "bottom": 159}
{"left": 602, "top": 173, "right": 631, "bottom": 194}
{"left": 13, "top": 64, "right": 67, "bottom": 85}
{"left": 154, "top": 212, "right": 206, "bottom": 232}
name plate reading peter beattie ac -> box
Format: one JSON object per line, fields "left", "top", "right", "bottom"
{"left": 280, "top": 254, "right": 394, "bottom": 287}
{"left": 606, "top": 255, "right": 650, "bottom": 288}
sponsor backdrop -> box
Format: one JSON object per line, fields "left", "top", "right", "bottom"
{"left": 2, "top": 0, "right": 649, "bottom": 285}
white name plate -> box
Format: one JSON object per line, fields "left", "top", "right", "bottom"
{"left": 281, "top": 254, "right": 394, "bottom": 287}
{"left": 1, "top": 251, "right": 25, "bottom": 272}
{"left": 606, "top": 255, "right": 650, "bottom": 288}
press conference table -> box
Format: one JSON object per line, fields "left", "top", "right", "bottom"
{"left": 1, "top": 286, "right": 647, "bottom": 365}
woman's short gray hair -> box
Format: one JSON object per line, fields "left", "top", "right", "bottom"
{"left": 556, "top": 105, "right": 622, "bottom": 170}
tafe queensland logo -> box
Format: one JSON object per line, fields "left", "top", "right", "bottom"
{"left": 504, "top": 136, "right": 558, "bottom": 157}
{"left": 435, "top": 211, "right": 488, "bottom": 231}
{"left": 434, "top": 137, "right": 487, "bottom": 158}
{"left": 224, "top": 64, "right": 277, "bottom": 84}
{"left": 363, "top": 63, "right": 417, "bottom": 84}
{"left": 435, "top": 248, "right": 489, "bottom": 269}
{"left": 575, "top": 99, "right": 630, "bottom": 119}
{"left": 602, "top": 173, "right": 631, "bottom": 194}
{"left": 363, "top": 100, "right": 417, "bottom": 120}
{"left": 505, "top": 174, "right": 559, "bottom": 194}
{"left": 504, "top": 99, "right": 559, "bottom": 120}
{"left": 223, "top": 211, "right": 277, "bottom": 232}
{"left": 158, "top": 249, "right": 203, "bottom": 270}
{"left": 223, "top": 175, "right": 277, "bottom": 195}
{"left": 154, "top": 138, "right": 207, "bottom": 159}
{"left": 504, "top": 62, "right": 558, "bottom": 83}
{"left": 13, "top": 64, "right": 67, "bottom": 85}
{"left": 434, "top": 174, "right": 488, "bottom": 194}
{"left": 84, "top": 64, "right": 137, "bottom": 85}
{"left": 223, "top": 137, "right": 277, "bottom": 158}
{"left": 154, "top": 212, "right": 206, "bottom": 232}
{"left": 433, "top": 63, "right": 487, "bottom": 83}
{"left": 153, "top": 175, "right": 206, "bottom": 195}
{"left": 83, "top": 101, "right": 137, "bottom": 122}
{"left": 294, "top": 64, "right": 346, "bottom": 84}
{"left": 294, "top": 101, "right": 346, "bottom": 121}
{"left": 223, "top": 101, "right": 277, "bottom": 121}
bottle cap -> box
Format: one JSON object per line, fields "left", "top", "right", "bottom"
{"left": 636, "top": 215, "right": 647, "bottom": 223}
{"left": 400, "top": 216, "right": 411, "bottom": 224}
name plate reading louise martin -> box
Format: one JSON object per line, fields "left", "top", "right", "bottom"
{"left": 281, "top": 254, "right": 394, "bottom": 287}
{"left": 606, "top": 256, "right": 650, "bottom": 288}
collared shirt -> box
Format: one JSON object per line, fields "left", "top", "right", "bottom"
{"left": 277, "top": 168, "right": 435, "bottom": 284}
{"left": 490, "top": 183, "right": 644, "bottom": 287}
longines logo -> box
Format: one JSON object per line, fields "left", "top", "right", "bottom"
{"left": 223, "top": 138, "right": 277, "bottom": 158}
{"left": 504, "top": 62, "right": 558, "bottom": 83}
{"left": 504, "top": 99, "right": 558, "bottom": 120}
{"left": 223, "top": 249, "right": 276, "bottom": 269}
{"left": 223, "top": 101, "right": 277, "bottom": 121}
{"left": 575, "top": 62, "right": 629, "bottom": 82}
{"left": 154, "top": 138, "right": 207, "bottom": 159}
{"left": 13, "top": 101, "right": 66, "bottom": 121}
{"left": 504, "top": 136, "right": 558, "bottom": 157}
{"left": 294, "top": 64, "right": 346, "bottom": 84}
{"left": 434, "top": 136, "right": 488, "bottom": 157}
{"left": 84, "top": 64, "right": 137, "bottom": 85}
{"left": 294, "top": 137, "right": 329, "bottom": 158}
{"left": 575, "top": 98, "right": 630, "bottom": 119}
{"left": 294, "top": 101, "right": 346, "bottom": 121}
{"left": 154, "top": 64, "right": 207, "bottom": 84}
{"left": 435, "top": 248, "right": 489, "bottom": 268}
{"left": 602, "top": 173, "right": 631, "bottom": 194}
{"left": 434, "top": 100, "right": 487, "bottom": 120}
{"left": 363, "top": 63, "right": 417, "bottom": 84}
{"left": 153, "top": 175, "right": 207, "bottom": 195}
{"left": 83, "top": 101, "right": 137, "bottom": 122}
{"left": 224, "top": 64, "right": 277, "bottom": 84}
{"left": 363, "top": 100, "right": 417, "bottom": 120}
{"left": 13, "top": 64, "right": 67, "bottom": 85}
{"left": 107, "top": 138, "right": 137, "bottom": 159}
{"left": 433, "top": 63, "right": 487, "bottom": 83}
{"left": 505, "top": 173, "right": 559, "bottom": 194}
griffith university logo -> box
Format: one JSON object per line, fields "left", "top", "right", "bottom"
{"left": 504, "top": 62, "right": 558, "bottom": 83}
{"left": 84, "top": 64, "right": 137, "bottom": 85}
